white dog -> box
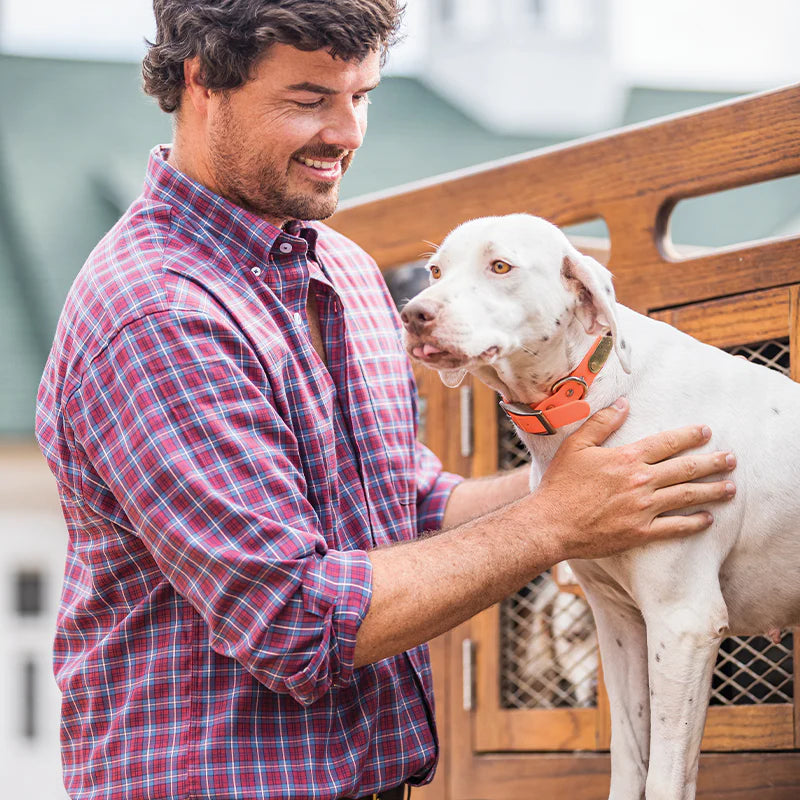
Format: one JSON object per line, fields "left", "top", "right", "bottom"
{"left": 401, "top": 213, "right": 800, "bottom": 800}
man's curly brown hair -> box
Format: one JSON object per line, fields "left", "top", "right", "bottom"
{"left": 142, "top": 0, "right": 405, "bottom": 113}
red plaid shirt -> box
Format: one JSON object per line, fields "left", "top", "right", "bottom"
{"left": 36, "top": 146, "right": 461, "bottom": 800}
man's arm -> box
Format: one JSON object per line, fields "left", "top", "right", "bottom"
{"left": 438, "top": 464, "right": 531, "bottom": 530}
{"left": 353, "top": 398, "right": 736, "bottom": 666}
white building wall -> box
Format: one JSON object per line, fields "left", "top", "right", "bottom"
{"left": 0, "top": 448, "right": 69, "bottom": 800}
{"left": 612, "top": 0, "right": 800, "bottom": 92}
{"left": 420, "top": 0, "right": 623, "bottom": 135}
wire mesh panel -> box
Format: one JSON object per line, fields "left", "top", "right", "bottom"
{"left": 710, "top": 337, "right": 794, "bottom": 705}
{"left": 497, "top": 337, "right": 794, "bottom": 710}
{"left": 500, "top": 573, "right": 598, "bottom": 709}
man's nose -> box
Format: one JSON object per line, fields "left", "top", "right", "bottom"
{"left": 319, "top": 103, "right": 366, "bottom": 152}
{"left": 401, "top": 298, "right": 443, "bottom": 335}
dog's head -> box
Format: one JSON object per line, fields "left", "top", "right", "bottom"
{"left": 401, "top": 214, "right": 631, "bottom": 398}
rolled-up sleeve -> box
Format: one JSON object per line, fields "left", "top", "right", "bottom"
{"left": 413, "top": 440, "right": 463, "bottom": 533}
{"left": 65, "top": 309, "right": 372, "bottom": 706}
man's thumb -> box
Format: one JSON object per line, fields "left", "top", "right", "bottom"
{"left": 571, "top": 397, "right": 629, "bottom": 447}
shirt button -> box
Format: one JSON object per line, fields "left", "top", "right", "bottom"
{"left": 294, "top": 312, "right": 302, "bottom": 325}
{"left": 279, "top": 242, "right": 293, "bottom": 254}
{"left": 251, "top": 267, "right": 262, "bottom": 277}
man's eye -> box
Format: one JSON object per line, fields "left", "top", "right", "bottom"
{"left": 354, "top": 94, "right": 372, "bottom": 106}
{"left": 295, "top": 99, "right": 324, "bottom": 109}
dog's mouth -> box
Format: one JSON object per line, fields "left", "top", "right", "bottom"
{"left": 408, "top": 341, "right": 462, "bottom": 367}
{"left": 407, "top": 339, "right": 500, "bottom": 368}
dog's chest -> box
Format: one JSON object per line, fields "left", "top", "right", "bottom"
{"left": 519, "top": 431, "right": 570, "bottom": 488}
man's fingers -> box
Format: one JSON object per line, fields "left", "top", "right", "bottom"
{"left": 648, "top": 511, "right": 715, "bottom": 540}
{"left": 652, "top": 479, "right": 736, "bottom": 517}
{"left": 650, "top": 450, "right": 736, "bottom": 488}
{"left": 568, "top": 397, "right": 629, "bottom": 448}
{"left": 631, "top": 424, "right": 712, "bottom": 464}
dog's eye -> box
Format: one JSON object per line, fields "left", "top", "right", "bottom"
{"left": 491, "top": 260, "right": 513, "bottom": 274}
{"left": 429, "top": 265, "right": 442, "bottom": 279}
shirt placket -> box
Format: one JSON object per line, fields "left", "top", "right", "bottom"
{"left": 300, "top": 244, "right": 390, "bottom": 551}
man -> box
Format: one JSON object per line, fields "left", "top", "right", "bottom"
{"left": 36, "top": 2, "right": 736, "bottom": 799}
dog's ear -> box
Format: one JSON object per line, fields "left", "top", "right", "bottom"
{"left": 438, "top": 368, "right": 467, "bottom": 388}
{"left": 562, "top": 249, "right": 632, "bottom": 373}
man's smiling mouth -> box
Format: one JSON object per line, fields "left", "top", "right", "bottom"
{"left": 294, "top": 153, "right": 348, "bottom": 169}
{"left": 291, "top": 152, "right": 350, "bottom": 180}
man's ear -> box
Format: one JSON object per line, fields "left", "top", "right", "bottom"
{"left": 182, "top": 56, "right": 213, "bottom": 114}
{"left": 561, "top": 248, "right": 631, "bottom": 373}
{"left": 438, "top": 368, "right": 467, "bottom": 388}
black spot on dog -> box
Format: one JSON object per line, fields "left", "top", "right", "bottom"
{"left": 650, "top": 689, "right": 655, "bottom": 698}
{"left": 616, "top": 638, "right": 623, "bottom": 648}
{"left": 688, "top": 697, "right": 693, "bottom": 704}
{"left": 637, "top": 703, "right": 643, "bottom": 718}
{"left": 660, "top": 715, "right": 666, "bottom": 723}
{"left": 542, "top": 335, "right": 550, "bottom": 342}
{"left": 660, "top": 642, "right": 665, "bottom": 649}
{"left": 555, "top": 318, "right": 561, "bottom": 326}
{"left": 772, "top": 407, "right": 781, "bottom": 415}
{"left": 605, "top": 286, "right": 612, "bottom": 295}
{"left": 621, "top": 340, "right": 627, "bottom": 350}
{"left": 655, "top": 653, "right": 661, "bottom": 662}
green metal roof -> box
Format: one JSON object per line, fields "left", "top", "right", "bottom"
{"left": 1, "top": 53, "right": 798, "bottom": 434}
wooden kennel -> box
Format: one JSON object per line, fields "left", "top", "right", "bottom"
{"left": 330, "top": 83, "right": 800, "bottom": 799}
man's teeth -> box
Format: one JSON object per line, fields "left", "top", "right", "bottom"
{"left": 296, "top": 154, "right": 347, "bottom": 170}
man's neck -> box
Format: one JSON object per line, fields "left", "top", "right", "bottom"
{"left": 165, "top": 136, "right": 288, "bottom": 229}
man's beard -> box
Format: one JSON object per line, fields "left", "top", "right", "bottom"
{"left": 207, "top": 106, "right": 352, "bottom": 222}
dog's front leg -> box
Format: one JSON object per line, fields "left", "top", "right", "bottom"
{"left": 569, "top": 562, "right": 650, "bottom": 800}
{"left": 641, "top": 594, "right": 727, "bottom": 800}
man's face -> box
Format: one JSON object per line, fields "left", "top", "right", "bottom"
{"left": 204, "top": 44, "right": 380, "bottom": 226}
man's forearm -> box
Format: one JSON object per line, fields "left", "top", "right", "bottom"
{"left": 354, "top": 491, "right": 556, "bottom": 667}
{"left": 440, "top": 464, "right": 530, "bottom": 529}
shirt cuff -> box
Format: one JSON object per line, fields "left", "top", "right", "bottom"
{"left": 417, "top": 471, "right": 464, "bottom": 534}
{"left": 284, "top": 548, "right": 373, "bottom": 705}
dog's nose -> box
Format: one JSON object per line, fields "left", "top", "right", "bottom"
{"left": 401, "top": 298, "right": 442, "bottom": 334}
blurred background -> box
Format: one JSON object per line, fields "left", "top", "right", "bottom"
{"left": 1, "top": 1, "right": 799, "bottom": 796}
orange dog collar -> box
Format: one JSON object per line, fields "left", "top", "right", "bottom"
{"left": 500, "top": 335, "right": 613, "bottom": 435}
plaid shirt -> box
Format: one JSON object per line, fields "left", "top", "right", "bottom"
{"left": 36, "top": 146, "right": 461, "bottom": 800}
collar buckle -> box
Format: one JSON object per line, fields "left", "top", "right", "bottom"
{"left": 499, "top": 401, "right": 558, "bottom": 435}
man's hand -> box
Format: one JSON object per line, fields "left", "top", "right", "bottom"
{"left": 534, "top": 397, "right": 736, "bottom": 563}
